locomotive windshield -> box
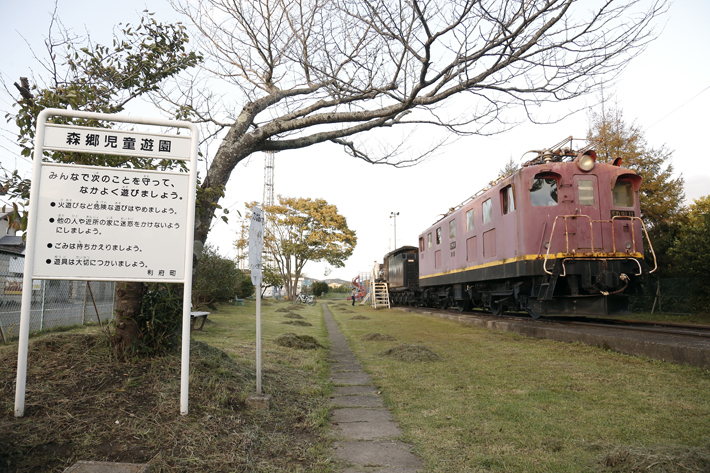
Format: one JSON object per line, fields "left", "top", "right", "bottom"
{"left": 613, "top": 179, "right": 634, "bottom": 207}
{"left": 530, "top": 177, "right": 558, "bottom": 206}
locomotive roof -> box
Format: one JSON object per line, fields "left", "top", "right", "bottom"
{"left": 384, "top": 246, "right": 418, "bottom": 259}
{"left": 427, "top": 136, "right": 637, "bottom": 228}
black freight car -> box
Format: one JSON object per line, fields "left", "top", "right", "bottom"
{"left": 384, "top": 246, "right": 420, "bottom": 305}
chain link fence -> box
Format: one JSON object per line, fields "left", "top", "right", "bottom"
{"left": 629, "top": 277, "right": 702, "bottom": 314}
{"left": 0, "top": 252, "right": 115, "bottom": 341}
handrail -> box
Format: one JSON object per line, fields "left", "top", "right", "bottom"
{"left": 543, "top": 214, "right": 657, "bottom": 275}
{"left": 610, "top": 216, "right": 658, "bottom": 274}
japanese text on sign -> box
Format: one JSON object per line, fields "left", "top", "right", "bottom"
{"left": 43, "top": 123, "right": 192, "bottom": 160}
{"left": 32, "top": 163, "right": 190, "bottom": 281}
{"left": 249, "top": 207, "right": 264, "bottom": 285}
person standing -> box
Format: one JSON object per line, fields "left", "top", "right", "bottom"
{"left": 351, "top": 287, "right": 357, "bottom": 306}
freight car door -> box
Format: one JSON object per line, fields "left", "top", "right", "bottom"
{"left": 573, "top": 175, "right": 602, "bottom": 253}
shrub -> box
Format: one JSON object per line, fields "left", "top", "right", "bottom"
{"left": 235, "top": 270, "right": 255, "bottom": 299}
{"left": 134, "top": 283, "right": 183, "bottom": 356}
{"left": 193, "top": 244, "right": 252, "bottom": 306}
{"left": 311, "top": 281, "right": 330, "bottom": 297}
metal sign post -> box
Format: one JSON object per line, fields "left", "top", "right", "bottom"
{"left": 248, "top": 206, "right": 264, "bottom": 394}
{"left": 14, "top": 108, "right": 199, "bottom": 417}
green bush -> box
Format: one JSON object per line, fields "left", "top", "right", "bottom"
{"left": 311, "top": 281, "right": 329, "bottom": 297}
{"left": 135, "top": 283, "right": 183, "bottom": 356}
{"left": 193, "top": 245, "right": 251, "bottom": 306}
{"left": 235, "top": 270, "right": 255, "bottom": 299}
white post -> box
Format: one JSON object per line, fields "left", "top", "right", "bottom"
{"left": 15, "top": 109, "right": 50, "bottom": 417}
{"left": 179, "top": 123, "right": 199, "bottom": 416}
{"left": 40, "top": 280, "right": 47, "bottom": 330}
{"left": 256, "top": 288, "right": 262, "bottom": 394}
{"left": 248, "top": 206, "right": 264, "bottom": 396}
{"left": 179, "top": 285, "right": 192, "bottom": 415}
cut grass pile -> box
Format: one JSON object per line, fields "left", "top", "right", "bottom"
{"left": 381, "top": 344, "right": 439, "bottom": 362}
{"left": 361, "top": 332, "right": 397, "bottom": 342}
{"left": 601, "top": 444, "right": 710, "bottom": 472}
{"left": 328, "top": 303, "right": 710, "bottom": 472}
{"left": 274, "top": 333, "right": 321, "bottom": 349}
{"left": 282, "top": 320, "right": 313, "bottom": 327}
{"left": 0, "top": 299, "right": 333, "bottom": 472}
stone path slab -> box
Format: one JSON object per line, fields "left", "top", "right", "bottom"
{"left": 331, "top": 394, "right": 384, "bottom": 408}
{"left": 332, "top": 408, "right": 394, "bottom": 423}
{"left": 333, "top": 440, "right": 422, "bottom": 467}
{"left": 331, "top": 372, "right": 373, "bottom": 386}
{"left": 334, "top": 385, "right": 378, "bottom": 395}
{"left": 323, "top": 304, "right": 422, "bottom": 472}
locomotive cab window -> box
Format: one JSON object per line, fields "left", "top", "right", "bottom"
{"left": 466, "top": 209, "right": 474, "bottom": 231}
{"left": 427, "top": 232, "right": 432, "bottom": 248}
{"left": 613, "top": 179, "right": 635, "bottom": 207}
{"left": 449, "top": 219, "right": 456, "bottom": 239}
{"left": 436, "top": 227, "right": 442, "bottom": 245}
{"left": 419, "top": 237, "right": 424, "bottom": 252}
{"left": 577, "top": 179, "right": 595, "bottom": 206}
{"left": 501, "top": 185, "right": 515, "bottom": 214}
{"left": 482, "top": 198, "right": 493, "bottom": 224}
{"left": 530, "top": 174, "right": 558, "bottom": 206}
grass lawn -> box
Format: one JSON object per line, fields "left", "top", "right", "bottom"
{"left": 0, "top": 299, "right": 335, "bottom": 472}
{"left": 3, "top": 296, "right": 709, "bottom": 472}
{"left": 326, "top": 300, "right": 710, "bottom": 472}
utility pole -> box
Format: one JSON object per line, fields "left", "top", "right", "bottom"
{"left": 263, "top": 151, "right": 275, "bottom": 207}
{"left": 262, "top": 151, "right": 276, "bottom": 297}
{"left": 390, "top": 211, "right": 399, "bottom": 250}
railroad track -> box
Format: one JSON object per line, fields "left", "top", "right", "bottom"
{"left": 541, "top": 316, "right": 710, "bottom": 339}
{"left": 398, "top": 305, "right": 710, "bottom": 342}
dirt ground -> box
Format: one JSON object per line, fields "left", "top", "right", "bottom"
{"left": 0, "top": 331, "right": 332, "bottom": 472}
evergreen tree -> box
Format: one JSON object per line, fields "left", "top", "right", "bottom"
{"left": 668, "top": 196, "right": 710, "bottom": 312}
{"left": 587, "top": 105, "right": 685, "bottom": 275}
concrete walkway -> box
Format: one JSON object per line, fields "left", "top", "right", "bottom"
{"left": 323, "top": 304, "right": 422, "bottom": 473}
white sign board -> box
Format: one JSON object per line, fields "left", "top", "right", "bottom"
{"left": 249, "top": 206, "right": 264, "bottom": 285}
{"left": 32, "top": 163, "right": 190, "bottom": 281}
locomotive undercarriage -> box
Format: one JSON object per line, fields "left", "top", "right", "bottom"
{"left": 391, "top": 257, "right": 646, "bottom": 318}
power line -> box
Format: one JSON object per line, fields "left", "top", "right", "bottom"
{"left": 647, "top": 84, "right": 710, "bottom": 130}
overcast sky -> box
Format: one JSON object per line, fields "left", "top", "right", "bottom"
{"left": 1, "top": 0, "right": 708, "bottom": 283}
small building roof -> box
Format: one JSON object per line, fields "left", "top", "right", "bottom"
{"left": 0, "top": 235, "right": 25, "bottom": 255}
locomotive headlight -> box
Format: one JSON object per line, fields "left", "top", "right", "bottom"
{"left": 575, "top": 153, "right": 596, "bottom": 172}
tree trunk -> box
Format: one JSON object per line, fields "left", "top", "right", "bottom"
{"left": 113, "top": 281, "right": 145, "bottom": 359}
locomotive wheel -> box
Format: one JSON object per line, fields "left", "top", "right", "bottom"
{"left": 490, "top": 299, "right": 504, "bottom": 316}
{"left": 456, "top": 300, "right": 472, "bottom": 312}
{"left": 526, "top": 307, "right": 541, "bottom": 319}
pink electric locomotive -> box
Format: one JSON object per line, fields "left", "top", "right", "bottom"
{"left": 408, "top": 138, "right": 656, "bottom": 318}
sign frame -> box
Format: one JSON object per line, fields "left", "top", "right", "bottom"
{"left": 14, "top": 108, "right": 199, "bottom": 417}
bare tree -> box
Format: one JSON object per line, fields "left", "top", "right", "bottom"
{"left": 167, "top": 0, "right": 666, "bottom": 252}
